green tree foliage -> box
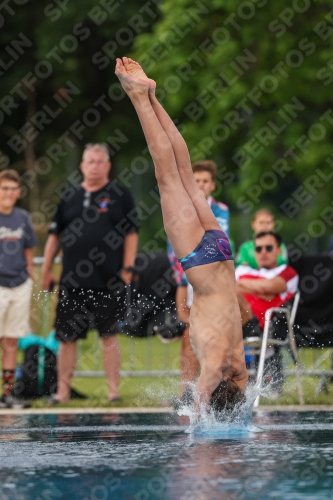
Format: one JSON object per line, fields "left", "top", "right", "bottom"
{"left": 1, "top": 0, "right": 333, "bottom": 250}
{"left": 133, "top": 0, "right": 333, "bottom": 248}
{"left": 0, "top": 0, "right": 161, "bottom": 245}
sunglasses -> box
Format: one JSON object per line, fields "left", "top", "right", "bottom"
{"left": 255, "top": 245, "right": 274, "bottom": 253}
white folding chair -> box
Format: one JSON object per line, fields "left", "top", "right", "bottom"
{"left": 243, "top": 291, "right": 304, "bottom": 408}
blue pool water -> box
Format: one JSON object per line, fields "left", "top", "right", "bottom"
{"left": 1, "top": 411, "right": 333, "bottom": 499}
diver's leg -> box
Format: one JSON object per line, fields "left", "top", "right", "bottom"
{"left": 120, "top": 58, "right": 219, "bottom": 231}
{"left": 149, "top": 92, "right": 220, "bottom": 231}
{"left": 115, "top": 57, "right": 204, "bottom": 258}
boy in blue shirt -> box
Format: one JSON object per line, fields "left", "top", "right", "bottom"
{"left": 0, "top": 170, "right": 37, "bottom": 408}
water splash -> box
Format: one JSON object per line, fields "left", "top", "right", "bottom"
{"left": 176, "top": 380, "right": 273, "bottom": 437}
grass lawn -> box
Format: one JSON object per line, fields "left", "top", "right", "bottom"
{"left": 26, "top": 334, "right": 333, "bottom": 408}
{"left": 21, "top": 270, "right": 333, "bottom": 408}
{"left": 31, "top": 334, "right": 182, "bottom": 408}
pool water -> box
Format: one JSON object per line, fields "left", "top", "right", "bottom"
{"left": 0, "top": 411, "right": 333, "bottom": 499}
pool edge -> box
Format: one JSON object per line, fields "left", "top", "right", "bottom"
{"left": 0, "top": 405, "right": 333, "bottom": 415}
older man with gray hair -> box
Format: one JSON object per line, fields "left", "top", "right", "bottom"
{"left": 42, "top": 143, "right": 139, "bottom": 404}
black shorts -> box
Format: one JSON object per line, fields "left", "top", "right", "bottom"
{"left": 54, "top": 286, "right": 126, "bottom": 342}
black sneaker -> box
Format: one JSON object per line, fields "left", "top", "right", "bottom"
{"left": 0, "top": 395, "right": 31, "bottom": 409}
{"left": 47, "top": 395, "right": 60, "bottom": 406}
{"left": 109, "top": 397, "right": 123, "bottom": 404}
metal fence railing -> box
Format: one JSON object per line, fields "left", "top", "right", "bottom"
{"left": 29, "top": 258, "right": 333, "bottom": 388}
{"left": 31, "top": 257, "right": 181, "bottom": 379}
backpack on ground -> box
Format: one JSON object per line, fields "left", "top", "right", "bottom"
{"left": 13, "top": 343, "right": 57, "bottom": 399}
{"left": 13, "top": 332, "right": 59, "bottom": 399}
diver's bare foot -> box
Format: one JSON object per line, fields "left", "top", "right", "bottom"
{"left": 121, "top": 57, "right": 156, "bottom": 94}
{"left": 115, "top": 58, "right": 149, "bottom": 95}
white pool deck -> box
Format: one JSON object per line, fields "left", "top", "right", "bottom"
{"left": 0, "top": 405, "right": 332, "bottom": 415}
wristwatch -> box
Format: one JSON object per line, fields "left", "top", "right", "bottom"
{"left": 121, "top": 266, "right": 134, "bottom": 272}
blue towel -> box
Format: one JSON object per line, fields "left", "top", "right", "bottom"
{"left": 18, "top": 330, "right": 60, "bottom": 355}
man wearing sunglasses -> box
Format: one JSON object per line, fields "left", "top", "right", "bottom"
{"left": 235, "top": 208, "right": 288, "bottom": 269}
{"left": 235, "top": 231, "right": 298, "bottom": 395}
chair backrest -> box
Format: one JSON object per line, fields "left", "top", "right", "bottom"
{"left": 261, "top": 290, "right": 299, "bottom": 343}
{"left": 290, "top": 290, "right": 300, "bottom": 325}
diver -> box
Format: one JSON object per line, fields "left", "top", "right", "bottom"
{"left": 115, "top": 57, "right": 248, "bottom": 413}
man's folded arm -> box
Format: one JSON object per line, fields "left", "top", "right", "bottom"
{"left": 236, "top": 276, "right": 287, "bottom": 296}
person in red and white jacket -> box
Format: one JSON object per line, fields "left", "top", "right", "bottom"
{"left": 235, "top": 230, "right": 299, "bottom": 395}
